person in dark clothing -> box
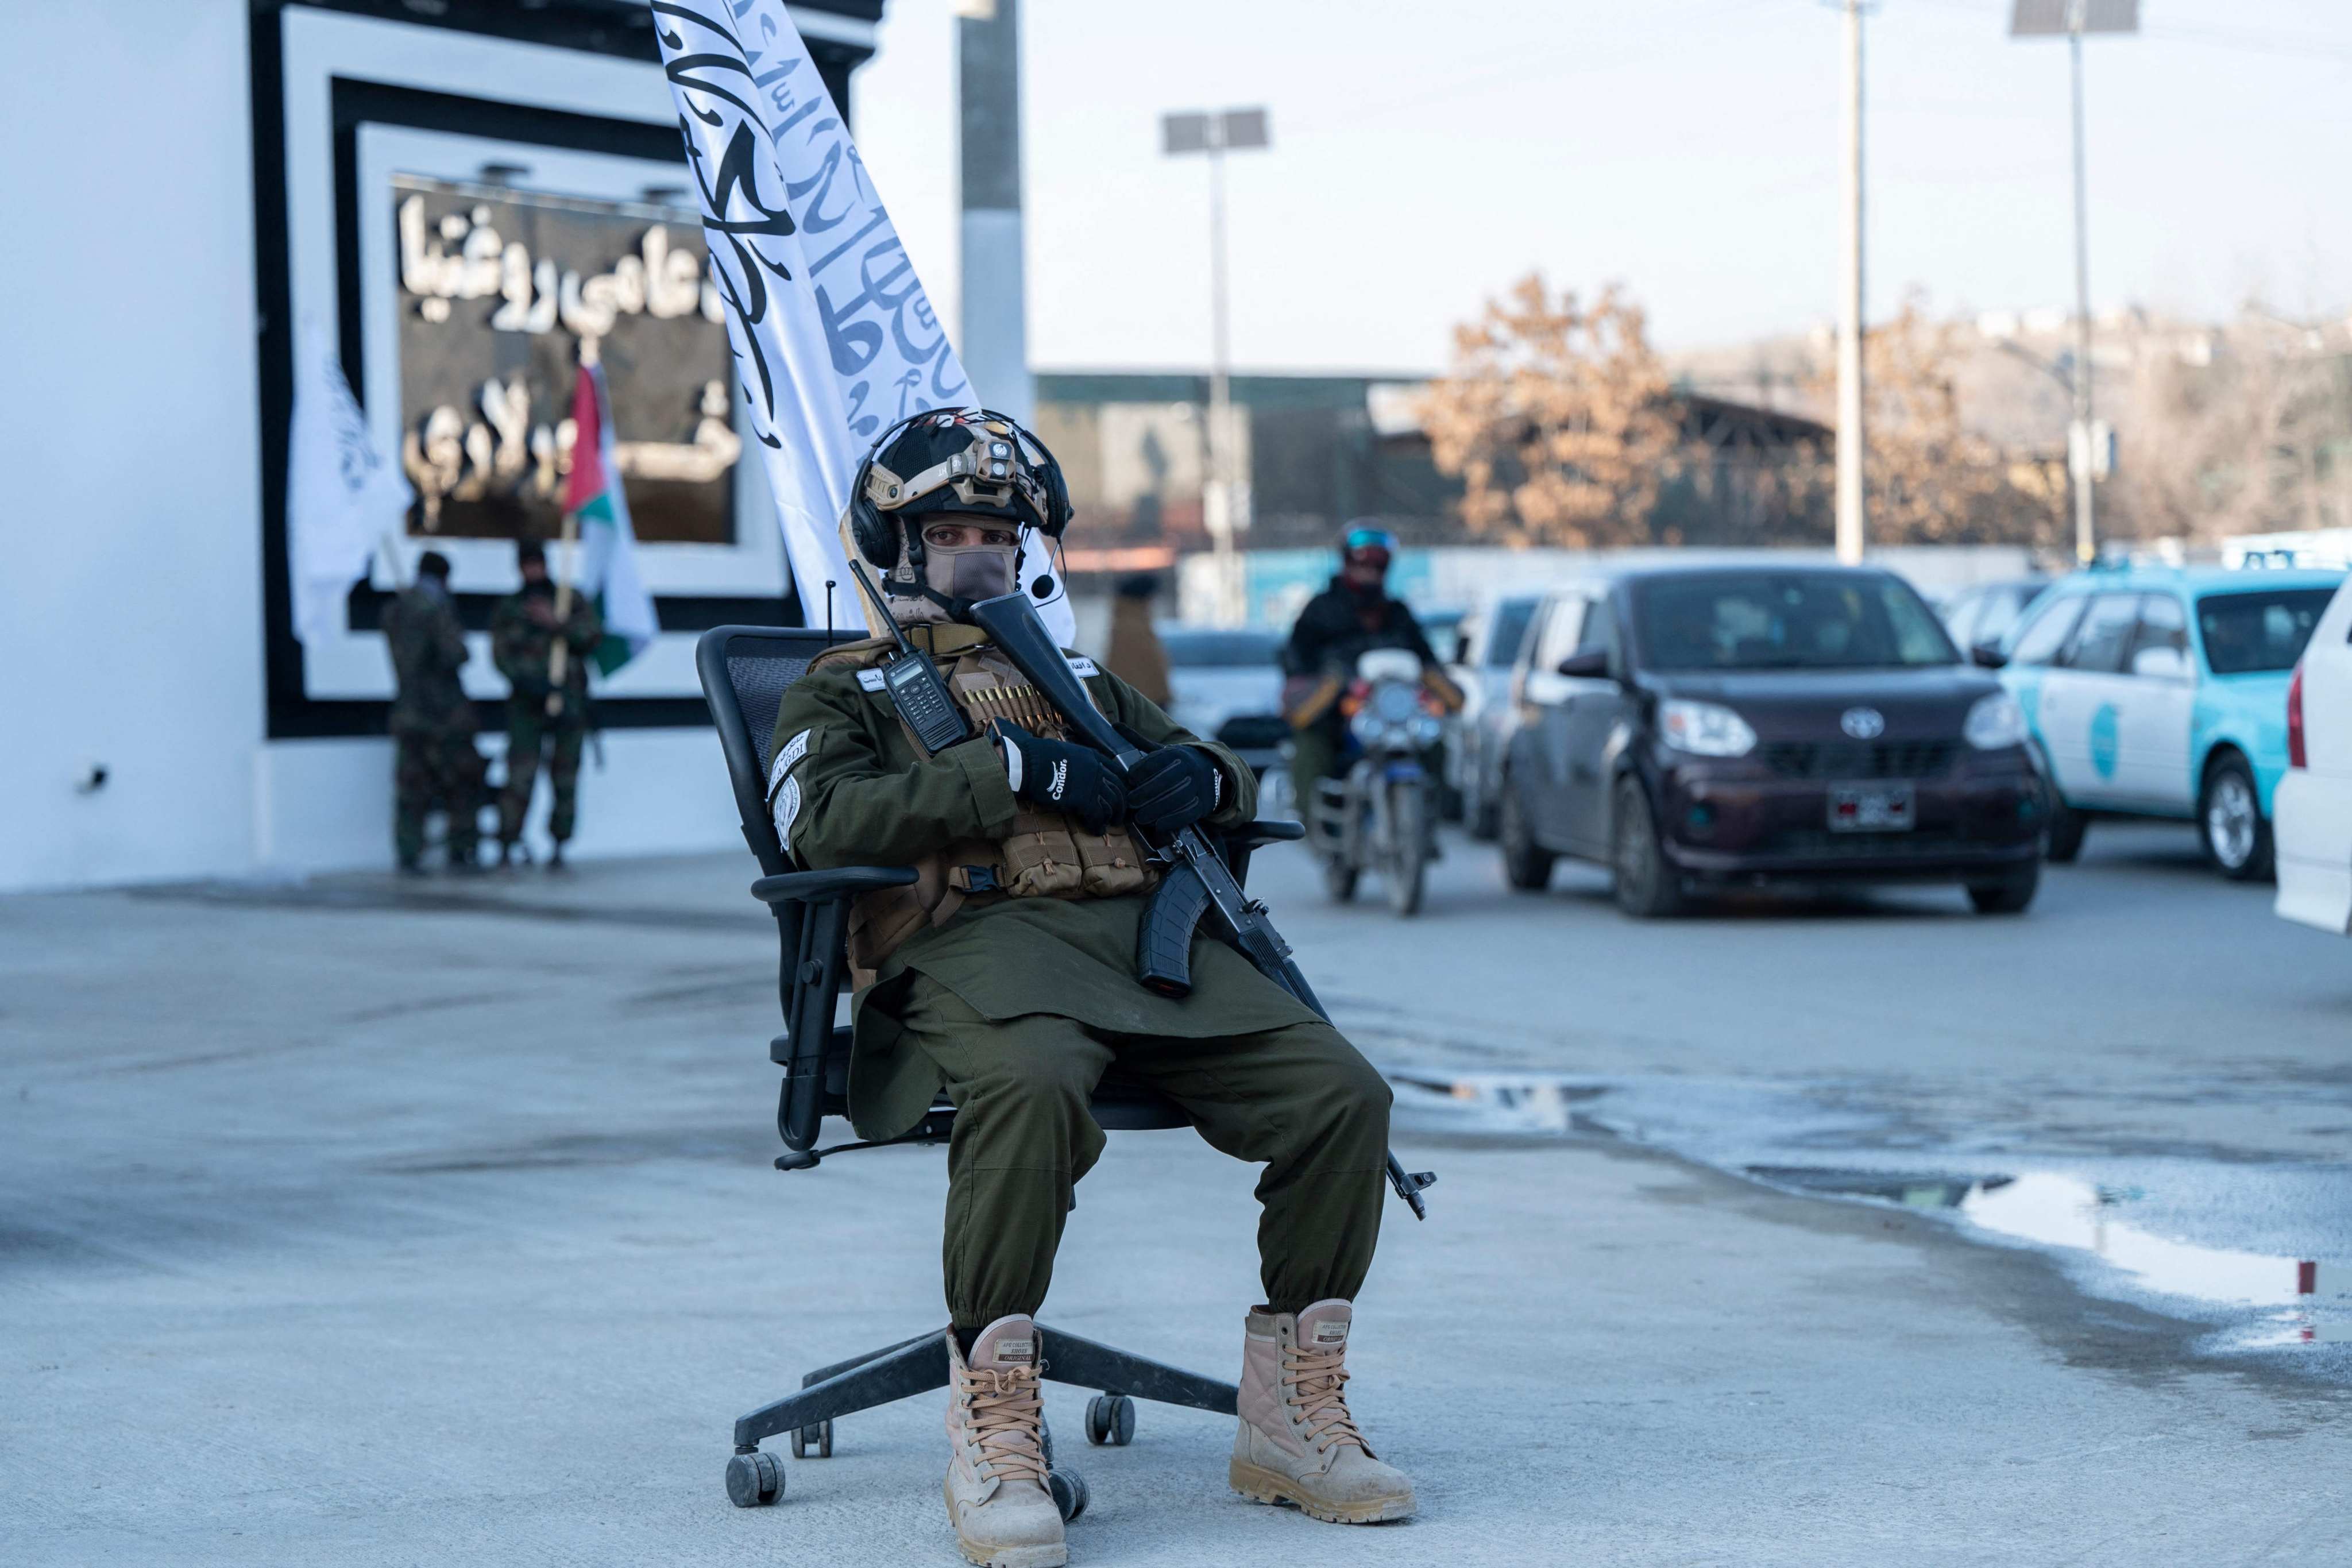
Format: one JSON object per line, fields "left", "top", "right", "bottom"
{"left": 1280, "top": 524, "right": 1457, "bottom": 812}
{"left": 382, "top": 550, "right": 486, "bottom": 874}
{"left": 1103, "top": 571, "right": 1172, "bottom": 708}
{"left": 492, "top": 540, "right": 601, "bottom": 870}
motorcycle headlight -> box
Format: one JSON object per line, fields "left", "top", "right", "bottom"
{"left": 1964, "top": 691, "right": 2028, "bottom": 751}
{"left": 1349, "top": 709, "right": 1384, "bottom": 747}
{"left": 1659, "top": 699, "right": 1756, "bottom": 758}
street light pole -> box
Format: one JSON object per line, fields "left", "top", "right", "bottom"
{"left": 1163, "top": 108, "right": 1268, "bottom": 627}
{"left": 1205, "top": 134, "right": 1237, "bottom": 624}
{"left": 2067, "top": 23, "right": 2096, "bottom": 564}
{"left": 1835, "top": 0, "right": 1867, "bottom": 567}
{"left": 2010, "top": 0, "right": 2137, "bottom": 563}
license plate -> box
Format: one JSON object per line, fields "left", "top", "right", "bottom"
{"left": 1828, "top": 783, "right": 1914, "bottom": 833}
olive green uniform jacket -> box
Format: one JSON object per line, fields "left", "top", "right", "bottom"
{"left": 491, "top": 588, "right": 602, "bottom": 719}
{"left": 768, "top": 634, "right": 1323, "bottom": 1141}
{"left": 383, "top": 584, "right": 476, "bottom": 737}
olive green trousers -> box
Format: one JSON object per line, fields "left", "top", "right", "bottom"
{"left": 894, "top": 982, "right": 1393, "bottom": 1328}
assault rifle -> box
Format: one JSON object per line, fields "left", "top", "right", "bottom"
{"left": 963, "top": 589, "right": 1437, "bottom": 1219}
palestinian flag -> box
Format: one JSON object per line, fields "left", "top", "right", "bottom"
{"left": 563, "top": 360, "right": 659, "bottom": 676}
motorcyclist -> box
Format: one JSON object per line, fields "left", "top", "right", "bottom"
{"left": 1280, "top": 524, "right": 1461, "bottom": 817}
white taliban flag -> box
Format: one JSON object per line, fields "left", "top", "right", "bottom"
{"left": 652, "top": 0, "right": 1075, "bottom": 643}
{"left": 288, "top": 316, "right": 412, "bottom": 646}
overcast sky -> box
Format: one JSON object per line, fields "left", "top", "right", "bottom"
{"left": 849, "top": 0, "right": 2352, "bottom": 375}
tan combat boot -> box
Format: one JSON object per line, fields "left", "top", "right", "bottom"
{"left": 1230, "top": 1299, "right": 1415, "bottom": 1524}
{"left": 943, "top": 1315, "right": 1067, "bottom": 1568}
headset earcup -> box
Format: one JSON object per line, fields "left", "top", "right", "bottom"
{"left": 1038, "top": 452, "right": 1071, "bottom": 537}
{"left": 849, "top": 496, "right": 898, "bottom": 569}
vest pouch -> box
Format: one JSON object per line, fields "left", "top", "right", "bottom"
{"left": 1072, "top": 823, "right": 1155, "bottom": 898}
{"left": 997, "top": 808, "right": 1088, "bottom": 898}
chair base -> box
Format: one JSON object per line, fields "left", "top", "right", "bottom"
{"left": 728, "top": 1322, "right": 1238, "bottom": 1472}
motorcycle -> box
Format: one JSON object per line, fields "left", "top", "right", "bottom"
{"left": 1308, "top": 648, "right": 1447, "bottom": 916}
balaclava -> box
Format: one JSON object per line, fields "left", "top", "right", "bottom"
{"left": 851, "top": 411, "right": 1060, "bottom": 628}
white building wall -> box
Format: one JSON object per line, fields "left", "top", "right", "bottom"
{"left": 0, "top": 0, "right": 266, "bottom": 893}
{"left": 0, "top": 4, "right": 767, "bottom": 893}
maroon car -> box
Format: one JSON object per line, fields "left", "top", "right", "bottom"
{"left": 1498, "top": 564, "right": 2044, "bottom": 917}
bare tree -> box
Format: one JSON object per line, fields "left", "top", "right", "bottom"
{"left": 1797, "top": 292, "right": 2061, "bottom": 547}
{"left": 1422, "top": 275, "right": 1684, "bottom": 547}
{"left": 2104, "top": 309, "right": 2352, "bottom": 543}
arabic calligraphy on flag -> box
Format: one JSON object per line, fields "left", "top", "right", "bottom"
{"left": 651, "top": 0, "right": 1073, "bottom": 643}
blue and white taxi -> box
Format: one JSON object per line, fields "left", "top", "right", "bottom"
{"left": 1991, "top": 566, "right": 2346, "bottom": 878}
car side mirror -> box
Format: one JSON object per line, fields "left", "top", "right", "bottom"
{"left": 2131, "top": 644, "right": 2189, "bottom": 681}
{"left": 1556, "top": 650, "right": 1610, "bottom": 679}
{"left": 1968, "top": 640, "right": 2008, "bottom": 670}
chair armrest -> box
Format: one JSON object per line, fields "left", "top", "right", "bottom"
{"left": 1230, "top": 818, "right": 1307, "bottom": 846}
{"left": 751, "top": 866, "right": 918, "bottom": 905}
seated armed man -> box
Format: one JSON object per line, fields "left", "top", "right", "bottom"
{"left": 766, "top": 410, "right": 1413, "bottom": 1568}
{"left": 1281, "top": 524, "right": 1462, "bottom": 819}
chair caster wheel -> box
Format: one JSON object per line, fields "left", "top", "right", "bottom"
{"left": 725, "top": 1449, "right": 784, "bottom": 1507}
{"left": 1084, "top": 1393, "right": 1136, "bottom": 1446}
{"left": 789, "top": 1419, "right": 833, "bottom": 1459}
{"left": 1048, "top": 1466, "right": 1089, "bottom": 1522}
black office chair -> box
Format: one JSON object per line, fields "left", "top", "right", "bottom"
{"left": 696, "top": 624, "right": 1307, "bottom": 1516}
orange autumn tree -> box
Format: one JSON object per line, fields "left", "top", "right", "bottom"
{"left": 1423, "top": 275, "right": 1685, "bottom": 546}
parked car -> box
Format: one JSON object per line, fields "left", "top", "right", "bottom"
{"left": 1941, "top": 576, "right": 2051, "bottom": 656}
{"left": 1499, "top": 564, "right": 2044, "bottom": 917}
{"left": 2274, "top": 577, "right": 2352, "bottom": 934}
{"left": 1158, "top": 625, "right": 1286, "bottom": 778}
{"left": 1990, "top": 566, "right": 2347, "bottom": 878}
{"left": 1442, "top": 593, "right": 1542, "bottom": 837}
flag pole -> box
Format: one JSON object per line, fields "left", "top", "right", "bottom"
{"left": 547, "top": 337, "right": 595, "bottom": 717}
{"left": 547, "top": 507, "right": 578, "bottom": 719}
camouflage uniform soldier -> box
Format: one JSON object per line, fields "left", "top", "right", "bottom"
{"left": 768, "top": 411, "right": 1414, "bottom": 1568}
{"left": 381, "top": 550, "right": 485, "bottom": 873}
{"left": 492, "top": 540, "right": 602, "bottom": 870}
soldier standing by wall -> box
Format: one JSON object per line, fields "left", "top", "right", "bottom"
{"left": 493, "top": 540, "right": 601, "bottom": 870}
{"left": 381, "top": 550, "right": 485, "bottom": 874}
{"left": 1103, "top": 571, "right": 1173, "bottom": 707}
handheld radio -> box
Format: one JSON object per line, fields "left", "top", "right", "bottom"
{"left": 847, "top": 562, "right": 970, "bottom": 755}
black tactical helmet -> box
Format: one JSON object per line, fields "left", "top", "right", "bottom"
{"left": 848, "top": 408, "right": 1069, "bottom": 573}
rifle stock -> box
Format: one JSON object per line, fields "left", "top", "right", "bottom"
{"left": 961, "top": 590, "right": 1436, "bottom": 1219}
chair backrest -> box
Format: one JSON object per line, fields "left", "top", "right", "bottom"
{"left": 696, "top": 625, "right": 856, "bottom": 875}
{"left": 696, "top": 621, "right": 1204, "bottom": 1152}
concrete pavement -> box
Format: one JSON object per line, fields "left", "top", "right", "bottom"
{"left": 3, "top": 828, "right": 2348, "bottom": 1565}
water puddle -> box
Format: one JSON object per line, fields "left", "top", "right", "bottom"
{"left": 1385, "top": 1068, "right": 2352, "bottom": 1364}
{"left": 1750, "top": 1165, "right": 2346, "bottom": 1349}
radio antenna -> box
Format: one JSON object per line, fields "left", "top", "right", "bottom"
{"left": 823, "top": 578, "right": 835, "bottom": 644}
{"left": 848, "top": 561, "right": 921, "bottom": 658}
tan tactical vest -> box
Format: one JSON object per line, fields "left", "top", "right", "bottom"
{"left": 806, "top": 629, "right": 1158, "bottom": 988}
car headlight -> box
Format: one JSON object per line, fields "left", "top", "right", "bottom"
{"left": 1659, "top": 699, "right": 1756, "bottom": 758}
{"left": 1964, "top": 692, "right": 2028, "bottom": 750}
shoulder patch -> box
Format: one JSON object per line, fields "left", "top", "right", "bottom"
{"left": 771, "top": 776, "right": 802, "bottom": 846}
{"left": 767, "top": 729, "right": 811, "bottom": 795}
{"left": 858, "top": 667, "right": 887, "bottom": 692}
{"left": 1065, "top": 654, "right": 1100, "bottom": 678}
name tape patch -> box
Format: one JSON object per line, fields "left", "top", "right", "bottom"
{"left": 1064, "top": 654, "right": 1100, "bottom": 678}
{"left": 768, "top": 729, "right": 811, "bottom": 794}
{"left": 857, "top": 667, "right": 887, "bottom": 692}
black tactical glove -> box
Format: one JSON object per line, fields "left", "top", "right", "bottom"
{"left": 992, "top": 720, "right": 1128, "bottom": 835}
{"left": 1124, "top": 741, "right": 1223, "bottom": 835}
